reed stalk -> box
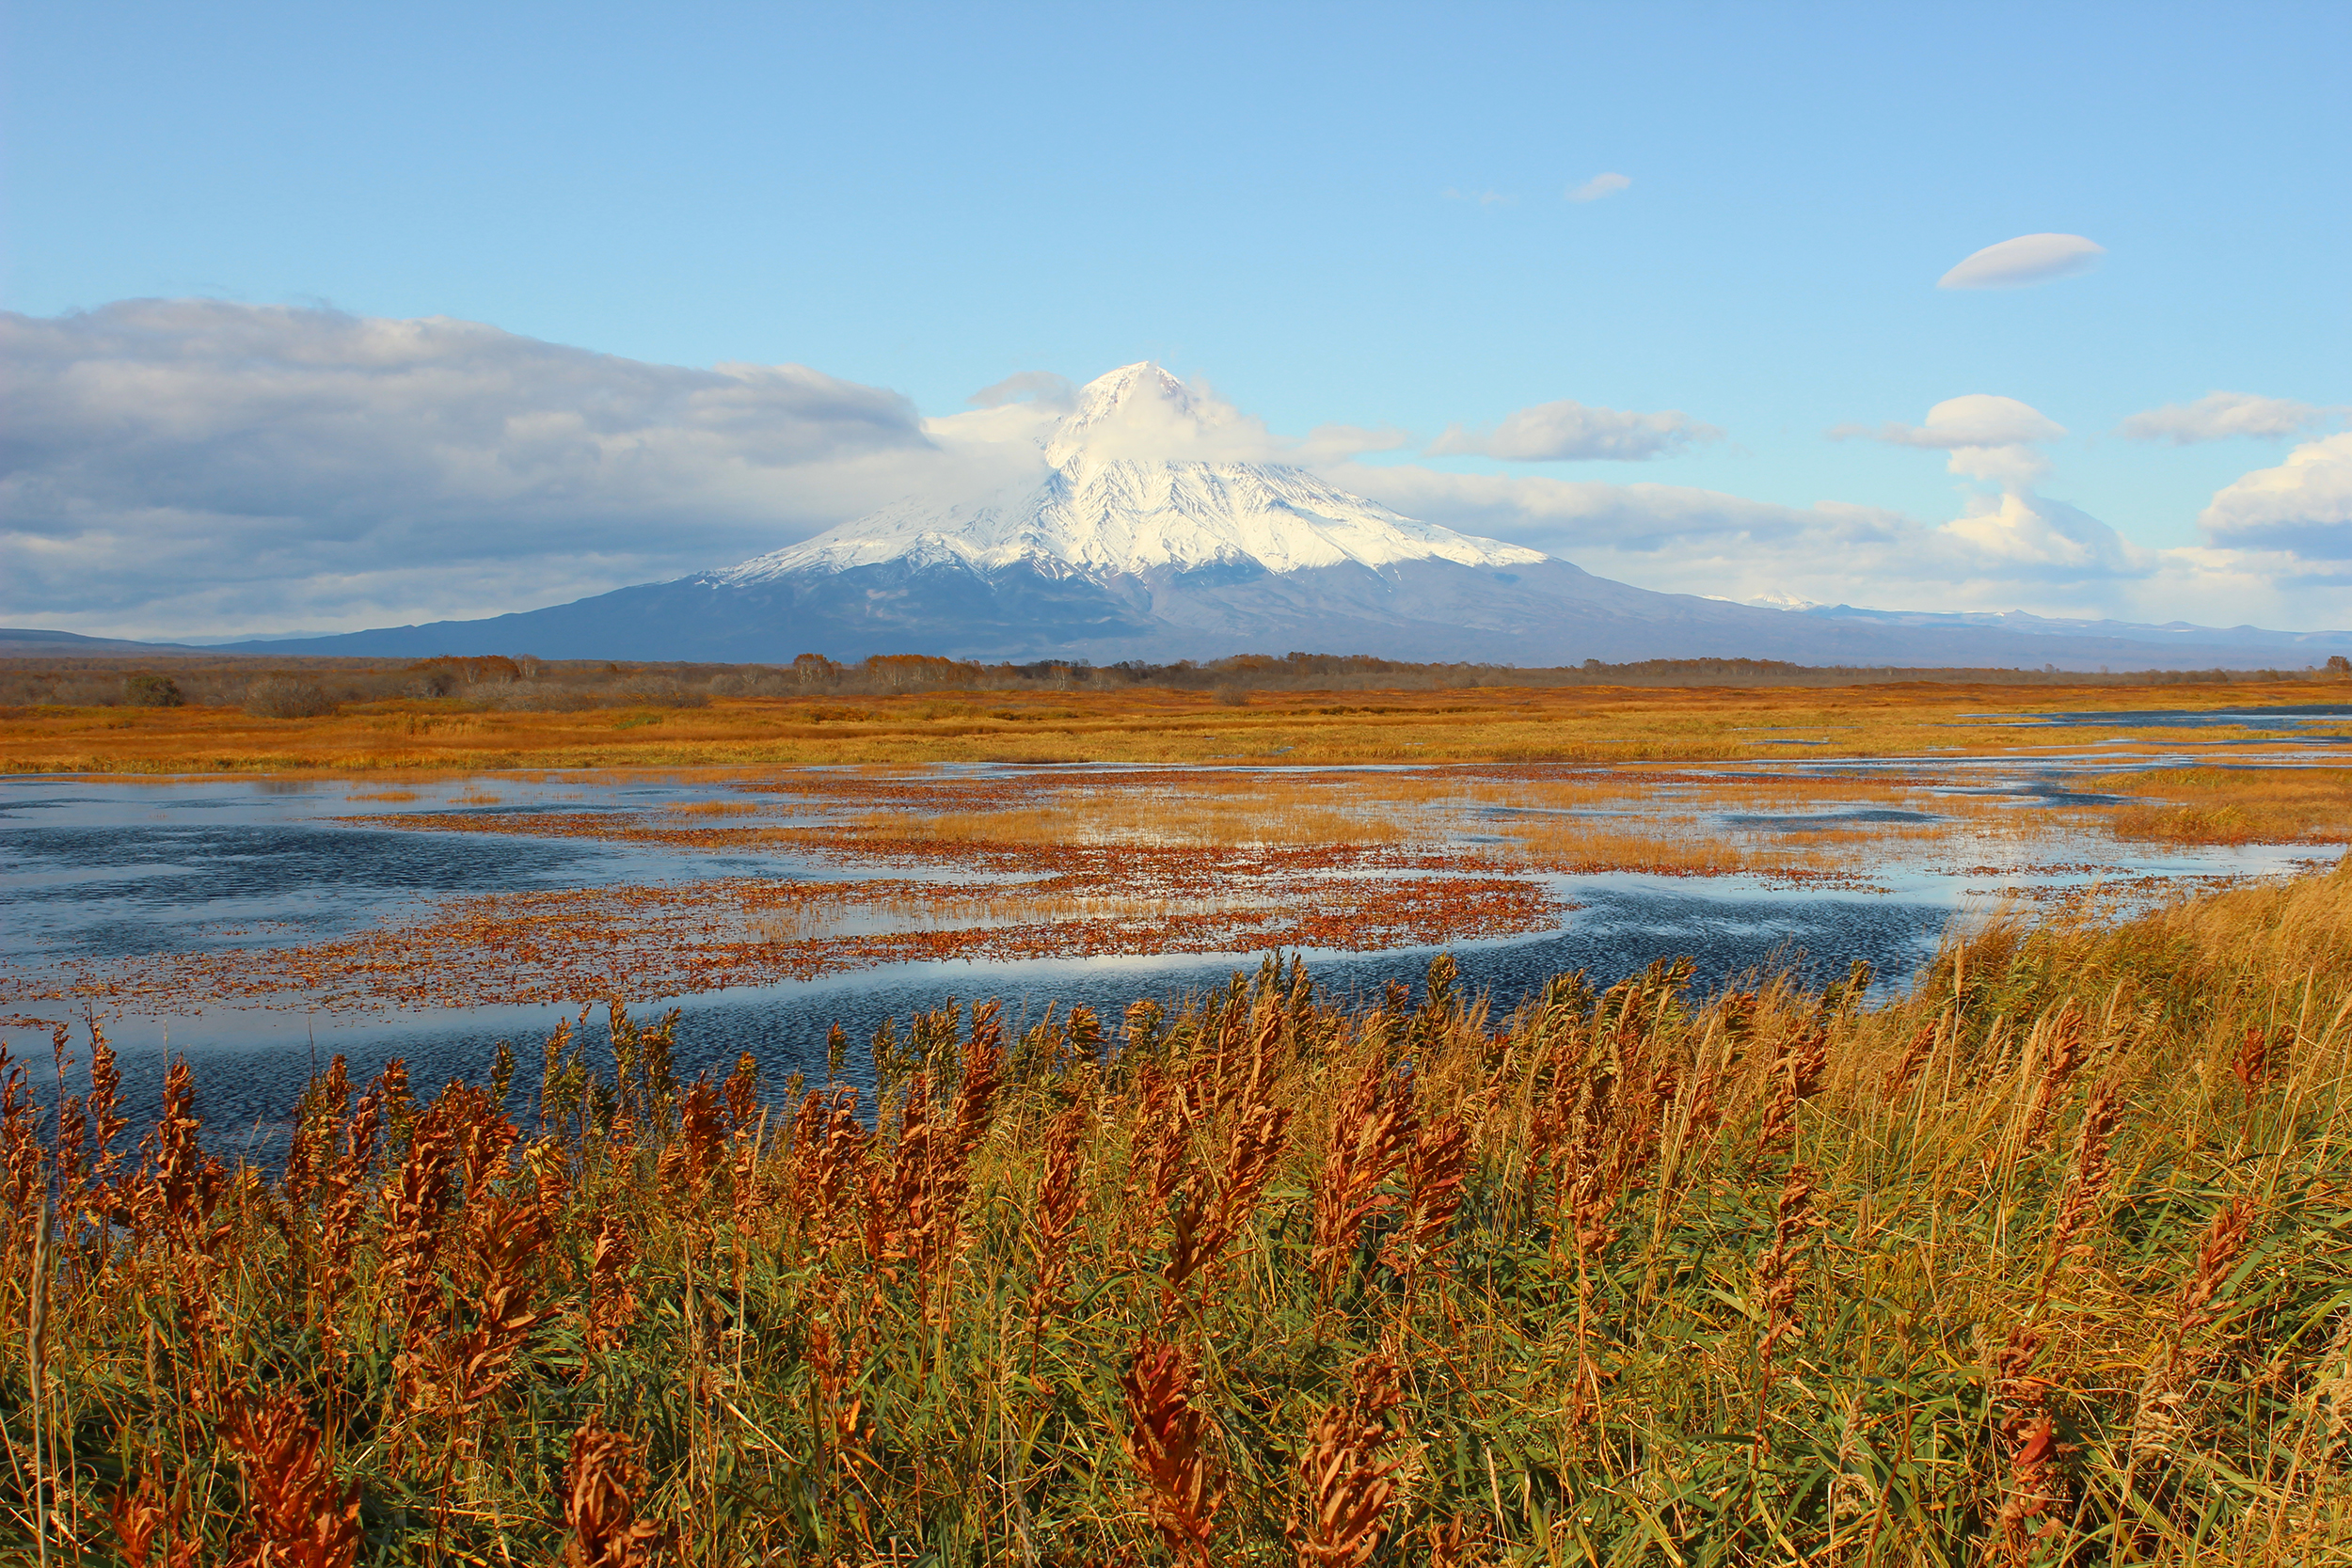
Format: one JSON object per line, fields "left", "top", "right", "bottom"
{"left": 1, "top": 862, "right": 2345, "bottom": 1561}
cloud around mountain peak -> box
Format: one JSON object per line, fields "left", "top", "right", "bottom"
{"left": 2, "top": 301, "right": 2343, "bottom": 641}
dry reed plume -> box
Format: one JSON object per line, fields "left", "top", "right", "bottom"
{"left": 0, "top": 864, "right": 2349, "bottom": 1560}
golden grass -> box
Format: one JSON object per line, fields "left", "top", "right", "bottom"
{"left": 7, "top": 676, "right": 2348, "bottom": 775}
{"left": 2090, "top": 765, "right": 2352, "bottom": 845}
{"left": 12, "top": 864, "right": 2352, "bottom": 1560}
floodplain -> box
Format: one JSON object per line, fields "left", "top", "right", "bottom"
{"left": 6, "top": 675, "right": 2348, "bottom": 1122}
{"left": 7, "top": 671, "right": 2352, "bottom": 1560}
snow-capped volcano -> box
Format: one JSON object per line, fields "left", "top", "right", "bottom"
{"left": 720, "top": 363, "right": 1545, "bottom": 583}
{"left": 229, "top": 363, "right": 2352, "bottom": 670}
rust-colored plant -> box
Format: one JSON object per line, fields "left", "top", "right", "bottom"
{"left": 586, "top": 1202, "right": 641, "bottom": 1351}
{"left": 1121, "top": 1336, "right": 1219, "bottom": 1566}
{"left": 2232, "top": 1023, "right": 2278, "bottom": 1102}
{"left": 2018, "top": 1002, "right": 2090, "bottom": 1152}
{"left": 562, "top": 1416, "right": 661, "bottom": 1568}
{"left": 1290, "top": 1349, "right": 1409, "bottom": 1568}
{"left": 2041, "top": 1075, "right": 2125, "bottom": 1296}
{"left": 1386, "top": 1109, "right": 1470, "bottom": 1285}
{"left": 1309, "top": 1053, "right": 1416, "bottom": 1291}
{"left": 1166, "top": 1097, "right": 1292, "bottom": 1302}
{"left": 787, "top": 1085, "right": 867, "bottom": 1253}
{"left": 1753, "top": 1162, "right": 1818, "bottom": 1388}
{"left": 1989, "top": 1326, "right": 2067, "bottom": 1560}
{"left": 1027, "top": 1097, "right": 1092, "bottom": 1323}
{"left": 109, "top": 1470, "right": 197, "bottom": 1568}
{"left": 2133, "top": 1193, "right": 2261, "bottom": 1462}
{"left": 221, "top": 1388, "right": 365, "bottom": 1568}
{"left": 1754, "top": 1024, "right": 1828, "bottom": 1163}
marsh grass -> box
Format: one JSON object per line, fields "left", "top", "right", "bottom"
{"left": 10, "top": 675, "right": 2350, "bottom": 777}
{"left": 5, "top": 863, "right": 2352, "bottom": 1561}
{"left": 662, "top": 800, "right": 760, "bottom": 818}
{"left": 821, "top": 767, "right": 2056, "bottom": 880}
{"left": 751, "top": 887, "right": 1270, "bottom": 944}
{"left": 2091, "top": 766, "right": 2352, "bottom": 846}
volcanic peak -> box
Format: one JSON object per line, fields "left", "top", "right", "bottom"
{"left": 719, "top": 362, "right": 1547, "bottom": 585}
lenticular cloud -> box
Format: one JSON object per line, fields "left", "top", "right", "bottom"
{"left": 1936, "top": 233, "right": 2106, "bottom": 291}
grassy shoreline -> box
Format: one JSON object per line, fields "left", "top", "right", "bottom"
{"left": 7, "top": 675, "right": 2352, "bottom": 775}
{"left": 8, "top": 862, "right": 2352, "bottom": 1561}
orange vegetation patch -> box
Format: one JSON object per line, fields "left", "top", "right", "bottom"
{"left": 14, "top": 756, "right": 2330, "bottom": 1021}
{"left": 26, "top": 865, "right": 1565, "bottom": 1014}
{"left": 10, "top": 674, "right": 2352, "bottom": 775}
{"left": 349, "top": 761, "right": 2039, "bottom": 880}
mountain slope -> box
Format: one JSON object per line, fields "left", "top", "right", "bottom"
{"left": 227, "top": 363, "right": 2352, "bottom": 670}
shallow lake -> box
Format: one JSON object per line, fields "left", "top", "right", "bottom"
{"left": 2, "top": 758, "right": 2335, "bottom": 1148}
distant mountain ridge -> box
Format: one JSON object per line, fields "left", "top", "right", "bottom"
{"left": 0, "top": 626, "right": 199, "bottom": 657}
{"left": 104, "top": 361, "right": 2350, "bottom": 672}
{"left": 1797, "top": 604, "right": 2352, "bottom": 657}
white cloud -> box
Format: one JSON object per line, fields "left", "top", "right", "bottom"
{"left": 967, "top": 371, "right": 1074, "bottom": 412}
{"left": 1330, "top": 462, "right": 1901, "bottom": 561}
{"left": 8, "top": 306, "right": 2343, "bottom": 641}
{"left": 1327, "top": 461, "right": 2223, "bottom": 623}
{"left": 1295, "top": 423, "right": 1414, "bottom": 464}
{"left": 1937, "top": 232, "right": 2106, "bottom": 290}
{"left": 1441, "top": 188, "right": 1517, "bottom": 207}
{"left": 1940, "top": 491, "right": 2138, "bottom": 574}
{"left": 1836, "top": 393, "right": 2068, "bottom": 450}
{"left": 1832, "top": 393, "right": 2067, "bottom": 488}
{"left": 0, "top": 300, "right": 947, "bottom": 637}
{"left": 2200, "top": 432, "right": 2352, "bottom": 562}
{"left": 927, "top": 363, "right": 1408, "bottom": 473}
{"left": 2119, "top": 390, "right": 2335, "bottom": 444}
{"left": 1565, "top": 172, "right": 1630, "bottom": 202}
{"left": 1346, "top": 392, "right": 2342, "bottom": 628}
{"left": 1427, "top": 399, "right": 1722, "bottom": 462}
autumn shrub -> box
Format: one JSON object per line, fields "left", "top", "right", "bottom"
{"left": 242, "top": 674, "right": 337, "bottom": 718}
{"left": 119, "top": 672, "right": 183, "bottom": 707}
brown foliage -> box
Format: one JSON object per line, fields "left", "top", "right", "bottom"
{"left": 787, "top": 1085, "right": 867, "bottom": 1253}
{"left": 563, "top": 1417, "right": 661, "bottom": 1568}
{"left": 2018, "top": 1003, "right": 2090, "bottom": 1152}
{"left": 221, "top": 1389, "right": 365, "bottom": 1568}
{"left": 1386, "top": 1110, "right": 1470, "bottom": 1281}
{"left": 1753, "top": 1162, "right": 1818, "bottom": 1370}
{"left": 109, "top": 1470, "right": 198, "bottom": 1568}
{"left": 1309, "top": 1053, "right": 1416, "bottom": 1291}
{"left": 1754, "top": 1024, "right": 1828, "bottom": 1163}
{"left": 1121, "top": 1336, "right": 1220, "bottom": 1566}
{"left": 2134, "top": 1193, "right": 2262, "bottom": 1461}
{"left": 2232, "top": 1023, "right": 2279, "bottom": 1102}
{"left": 1290, "top": 1350, "right": 1409, "bottom": 1567}
{"left": 1027, "top": 1097, "right": 1092, "bottom": 1322}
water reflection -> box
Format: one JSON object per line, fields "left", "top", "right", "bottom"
{"left": 2, "top": 762, "right": 2337, "bottom": 1150}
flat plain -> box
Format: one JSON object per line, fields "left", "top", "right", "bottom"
{"left": 8, "top": 673, "right": 2352, "bottom": 1563}
{"left": 8, "top": 673, "right": 2352, "bottom": 774}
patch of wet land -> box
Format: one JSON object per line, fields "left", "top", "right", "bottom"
{"left": 3, "top": 757, "right": 2340, "bottom": 1144}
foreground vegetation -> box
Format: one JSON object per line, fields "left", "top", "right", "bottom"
{"left": 7, "top": 863, "right": 2352, "bottom": 1562}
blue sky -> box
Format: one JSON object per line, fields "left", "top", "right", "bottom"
{"left": 4, "top": 1, "right": 2347, "bottom": 637}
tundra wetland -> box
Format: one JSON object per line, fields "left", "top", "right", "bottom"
{"left": 3, "top": 868, "right": 2352, "bottom": 1560}
{"left": 2, "top": 670, "right": 2350, "bottom": 1560}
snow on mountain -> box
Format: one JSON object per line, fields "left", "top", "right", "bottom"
{"left": 718, "top": 363, "right": 1546, "bottom": 584}
{"left": 215, "top": 362, "right": 2352, "bottom": 670}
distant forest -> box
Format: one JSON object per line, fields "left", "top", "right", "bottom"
{"left": 5, "top": 647, "right": 2348, "bottom": 715}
